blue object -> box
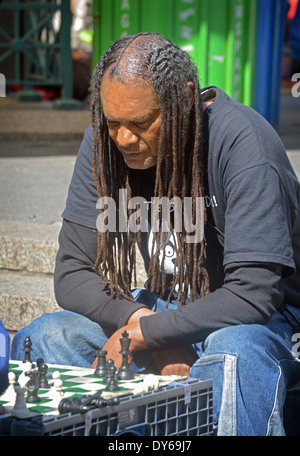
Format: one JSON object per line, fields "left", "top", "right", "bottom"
{"left": 289, "top": 0, "right": 300, "bottom": 61}
{"left": 0, "top": 320, "right": 10, "bottom": 395}
{"left": 254, "top": 0, "right": 287, "bottom": 125}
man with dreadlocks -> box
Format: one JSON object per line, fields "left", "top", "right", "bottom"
{"left": 12, "top": 33, "right": 300, "bottom": 435}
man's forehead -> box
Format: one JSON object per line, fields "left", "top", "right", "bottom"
{"left": 100, "top": 76, "right": 160, "bottom": 116}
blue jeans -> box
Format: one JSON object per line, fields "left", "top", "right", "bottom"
{"left": 11, "top": 288, "right": 300, "bottom": 436}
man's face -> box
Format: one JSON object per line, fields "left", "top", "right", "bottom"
{"left": 100, "top": 75, "right": 161, "bottom": 170}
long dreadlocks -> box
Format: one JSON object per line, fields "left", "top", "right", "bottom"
{"left": 90, "top": 32, "right": 210, "bottom": 306}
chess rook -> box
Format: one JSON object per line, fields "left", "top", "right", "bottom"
{"left": 94, "top": 349, "right": 108, "bottom": 377}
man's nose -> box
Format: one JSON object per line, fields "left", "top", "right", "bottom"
{"left": 117, "top": 126, "right": 138, "bottom": 147}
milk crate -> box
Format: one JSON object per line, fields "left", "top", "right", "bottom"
{"left": 0, "top": 378, "right": 214, "bottom": 436}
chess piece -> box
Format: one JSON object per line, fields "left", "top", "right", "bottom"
{"left": 94, "top": 349, "right": 108, "bottom": 377}
{"left": 18, "top": 361, "right": 33, "bottom": 389}
{"left": 0, "top": 372, "right": 16, "bottom": 402}
{"left": 49, "top": 378, "right": 64, "bottom": 400}
{"left": 117, "top": 330, "right": 134, "bottom": 380}
{"left": 93, "top": 396, "right": 107, "bottom": 408}
{"left": 51, "top": 370, "right": 61, "bottom": 383}
{"left": 107, "top": 397, "right": 120, "bottom": 406}
{"left": 105, "top": 364, "right": 120, "bottom": 391}
{"left": 37, "top": 359, "right": 50, "bottom": 388}
{"left": 25, "top": 370, "right": 41, "bottom": 403}
{"left": 59, "top": 390, "right": 103, "bottom": 415}
{"left": 11, "top": 387, "right": 31, "bottom": 419}
{"left": 58, "top": 398, "right": 76, "bottom": 415}
{"left": 94, "top": 396, "right": 120, "bottom": 408}
{"left": 58, "top": 397, "right": 91, "bottom": 415}
{"left": 48, "top": 378, "right": 64, "bottom": 408}
{"left": 132, "top": 374, "right": 160, "bottom": 395}
{"left": 103, "top": 359, "right": 114, "bottom": 384}
{"left": 22, "top": 336, "right": 33, "bottom": 363}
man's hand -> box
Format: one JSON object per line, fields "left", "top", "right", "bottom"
{"left": 90, "top": 308, "right": 154, "bottom": 369}
{"left": 90, "top": 307, "right": 198, "bottom": 377}
{"left": 152, "top": 346, "right": 198, "bottom": 377}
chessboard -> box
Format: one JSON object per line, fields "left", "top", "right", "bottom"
{"left": 0, "top": 359, "right": 185, "bottom": 418}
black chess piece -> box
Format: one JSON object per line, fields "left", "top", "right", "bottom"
{"left": 25, "top": 370, "right": 41, "bottom": 403}
{"left": 94, "top": 349, "right": 108, "bottom": 377}
{"left": 107, "top": 397, "right": 120, "bottom": 406}
{"left": 37, "top": 359, "right": 50, "bottom": 389}
{"left": 22, "top": 336, "right": 33, "bottom": 363}
{"left": 94, "top": 396, "right": 121, "bottom": 408}
{"left": 117, "top": 330, "right": 134, "bottom": 380}
{"left": 59, "top": 391, "right": 103, "bottom": 415}
{"left": 93, "top": 396, "right": 107, "bottom": 408}
{"left": 59, "top": 398, "right": 77, "bottom": 414}
{"left": 105, "top": 364, "right": 120, "bottom": 391}
{"left": 103, "top": 358, "right": 114, "bottom": 384}
{"left": 59, "top": 397, "right": 90, "bottom": 414}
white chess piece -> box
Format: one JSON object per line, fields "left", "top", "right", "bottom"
{"left": 49, "top": 379, "right": 64, "bottom": 399}
{"left": 10, "top": 386, "right": 31, "bottom": 419}
{"left": 18, "top": 361, "right": 32, "bottom": 388}
{"left": 133, "top": 374, "right": 160, "bottom": 395}
{"left": 0, "top": 372, "right": 16, "bottom": 403}
{"left": 49, "top": 379, "right": 64, "bottom": 407}
{"left": 51, "top": 371, "right": 61, "bottom": 381}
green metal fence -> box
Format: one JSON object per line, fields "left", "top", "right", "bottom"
{"left": 0, "top": 0, "right": 80, "bottom": 108}
{"left": 92, "top": 0, "right": 257, "bottom": 107}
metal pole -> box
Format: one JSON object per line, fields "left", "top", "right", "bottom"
{"left": 54, "top": 0, "right": 81, "bottom": 109}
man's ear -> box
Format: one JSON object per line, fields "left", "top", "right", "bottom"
{"left": 187, "top": 81, "right": 195, "bottom": 108}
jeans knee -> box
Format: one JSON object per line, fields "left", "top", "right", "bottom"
{"left": 203, "top": 324, "right": 267, "bottom": 358}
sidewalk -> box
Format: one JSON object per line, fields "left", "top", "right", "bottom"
{"left": 0, "top": 90, "right": 299, "bottom": 337}
{"left": 0, "top": 95, "right": 91, "bottom": 336}
{"left": 0, "top": 95, "right": 91, "bottom": 142}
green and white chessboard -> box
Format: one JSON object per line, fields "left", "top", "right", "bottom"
{"left": 0, "top": 360, "right": 185, "bottom": 417}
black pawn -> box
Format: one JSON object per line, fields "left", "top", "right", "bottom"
{"left": 37, "top": 359, "right": 50, "bottom": 389}
{"left": 117, "top": 330, "right": 134, "bottom": 380}
{"left": 103, "top": 359, "right": 114, "bottom": 384}
{"left": 94, "top": 349, "right": 108, "bottom": 377}
{"left": 22, "top": 336, "right": 33, "bottom": 363}
{"left": 105, "top": 364, "right": 120, "bottom": 391}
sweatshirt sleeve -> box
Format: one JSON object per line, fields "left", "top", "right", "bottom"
{"left": 54, "top": 219, "right": 148, "bottom": 330}
{"left": 139, "top": 262, "right": 285, "bottom": 351}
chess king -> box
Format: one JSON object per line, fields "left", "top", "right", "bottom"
{"left": 10, "top": 32, "right": 300, "bottom": 436}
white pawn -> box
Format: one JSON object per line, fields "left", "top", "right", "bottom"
{"left": 51, "top": 371, "right": 61, "bottom": 381}
{"left": 49, "top": 379, "right": 64, "bottom": 407}
{"left": 0, "top": 372, "right": 16, "bottom": 403}
{"left": 49, "top": 379, "right": 64, "bottom": 399}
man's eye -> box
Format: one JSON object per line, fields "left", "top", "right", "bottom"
{"left": 107, "top": 120, "right": 119, "bottom": 128}
{"left": 135, "top": 121, "right": 149, "bottom": 129}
